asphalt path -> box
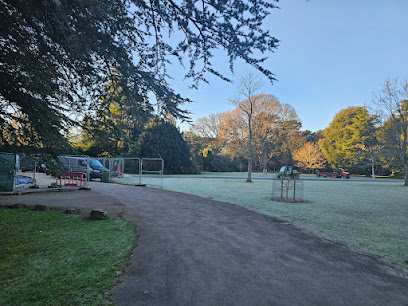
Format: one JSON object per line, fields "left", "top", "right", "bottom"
{"left": 1, "top": 182, "right": 408, "bottom": 305}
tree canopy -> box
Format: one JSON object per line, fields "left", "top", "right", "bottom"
{"left": 192, "top": 93, "right": 302, "bottom": 171}
{"left": 0, "top": 0, "right": 279, "bottom": 155}
{"left": 293, "top": 142, "right": 326, "bottom": 173}
{"left": 75, "top": 72, "right": 151, "bottom": 157}
{"left": 319, "top": 106, "right": 377, "bottom": 170}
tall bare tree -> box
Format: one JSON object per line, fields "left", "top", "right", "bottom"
{"left": 192, "top": 113, "right": 230, "bottom": 152}
{"left": 372, "top": 78, "right": 408, "bottom": 186}
{"left": 230, "top": 71, "right": 262, "bottom": 182}
{"left": 201, "top": 94, "right": 301, "bottom": 172}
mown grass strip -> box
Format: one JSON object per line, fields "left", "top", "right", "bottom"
{"left": 0, "top": 209, "right": 136, "bottom": 305}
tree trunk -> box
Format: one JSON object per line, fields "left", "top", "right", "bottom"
{"left": 404, "top": 164, "right": 408, "bottom": 186}
{"left": 371, "top": 158, "right": 375, "bottom": 180}
{"left": 247, "top": 125, "right": 252, "bottom": 182}
{"left": 261, "top": 151, "right": 268, "bottom": 171}
{"left": 247, "top": 157, "right": 252, "bottom": 182}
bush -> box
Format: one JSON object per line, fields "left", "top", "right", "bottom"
{"left": 207, "top": 154, "right": 240, "bottom": 172}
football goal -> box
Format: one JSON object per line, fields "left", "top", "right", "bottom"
{"left": 105, "top": 157, "right": 164, "bottom": 188}
{"left": 140, "top": 158, "right": 164, "bottom": 188}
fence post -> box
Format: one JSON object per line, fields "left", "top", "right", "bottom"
{"left": 280, "top": 176, "right": 284, "bottom": 199}
{"left": 139, "top": 158, "right": 142, "bottom": 185}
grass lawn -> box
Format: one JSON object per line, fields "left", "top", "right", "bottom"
{"left": 0, "top": 209, "right": 136, "bottom": 305}
{"left": 118, "top": 173, "right": 408, "bottom": 270}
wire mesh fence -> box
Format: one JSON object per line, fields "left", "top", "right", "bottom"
{"left": 107, "top": 158, "right": 141, "bottom": 184}
{"left": 0, "top": 153, "right": 92, "bottom": 193}
{"left": 1, "top": 152, "right": 166, "bottom": 193}
{"left": 271, "top": 177, "right": 307, "bottom": 203}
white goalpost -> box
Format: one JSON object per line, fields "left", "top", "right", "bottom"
{"left": 140, "top": 158, "right": 164, "bottom": 188}
{"left": 105, "top": 157, "right": 164, "bottom": 188}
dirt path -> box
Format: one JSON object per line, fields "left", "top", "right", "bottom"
{"left": 1, "top": 182, "right": 408, "bottom": 305}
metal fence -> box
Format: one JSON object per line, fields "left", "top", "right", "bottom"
{"left": 271, "top": 177, "right": 306, "bottom": 203}
{"left": 0, "top": 153, "right": 91, "bottom": 193}
{"left": 0, "top": 152, "right": 166, "bottom": 193}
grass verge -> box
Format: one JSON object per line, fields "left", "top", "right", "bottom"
{"left": 0, "top": 209, "right": 136, "bottom": 305}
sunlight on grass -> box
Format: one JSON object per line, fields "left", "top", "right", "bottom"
{"left": 0, "top": 209, "right": 136, "bottom": 305}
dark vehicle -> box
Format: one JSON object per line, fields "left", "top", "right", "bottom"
{"left": 89, "top": 159, "right": 109, "bottom": 180}
{"left": 59, "top": 157, "right": 109, "bottom": 180}
{"left": 277, "top": 165, "right": 300, "bottom": 179}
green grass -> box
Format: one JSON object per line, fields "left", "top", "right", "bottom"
{"left": 118, "top": 173, "right": 408, "bottom": 270}
{"left": 0, "top": 209, "right": 136, "bottom": 305}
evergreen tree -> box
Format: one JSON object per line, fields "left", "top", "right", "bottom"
{"left": 0, "top": 0, "right": 279, "bottom": 155}
{"left": 76, "top": 72, "right": 152, "bottom": 157}
{"left": 140, "top": 118, "right": 198, "bottom": 174}
{"left": 319, "top": 106, "right": 377, "bottom": 171}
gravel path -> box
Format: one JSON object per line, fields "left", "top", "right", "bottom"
{"left": 1, "top": 182, "right": 408, "bottom": 305}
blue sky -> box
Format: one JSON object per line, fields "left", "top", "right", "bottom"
{"left": 167, "top": 0, "right": 408, "bottom": 132}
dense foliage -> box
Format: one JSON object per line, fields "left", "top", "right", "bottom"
{"left": 319, "top": 106, "right": 377, "bottom": 172}
{"left": 140, "top": 118, "right": 198, "bottom": 174}
{"left": 76, "top": 72, "right": 151, "bottom": 157}
{"left": 293, "top": 142, "right": 326, "bottom": 173}
{"left": 0, "top": 0, "right": 279, "bottom": 155}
